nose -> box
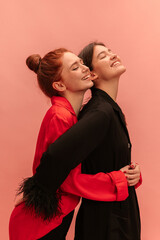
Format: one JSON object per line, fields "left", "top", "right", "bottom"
{"left": 82, "top": 63, "right": 89, "bottom": 72}
{"left": 110, "top": 53, "right": 117, "bottom": 60}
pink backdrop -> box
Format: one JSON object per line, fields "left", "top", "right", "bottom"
{"left": 1, "top": 0, "right": 160, "bottom": 239}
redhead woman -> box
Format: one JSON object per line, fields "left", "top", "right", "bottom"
{"left": 18, "top": 42, "right": 142, "bottom": 240}
{"left": 9, "top": 48, "right": 130, "bottom": 240}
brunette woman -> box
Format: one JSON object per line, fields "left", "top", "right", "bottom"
{"left": 9, "top": 48, "right": 130, "bottom": 240}
{"left": 74, "top": 42, "right": 142, "bottom": 240}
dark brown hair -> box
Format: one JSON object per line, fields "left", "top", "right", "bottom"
{"left": 78, "top": 42, "right": 105, "bottom": 70}
{"left": 26, "top": 48, "right": 68, "bottom": 98}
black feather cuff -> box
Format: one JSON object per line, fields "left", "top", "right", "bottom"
{"left": 17, "top": 176, "right": 63, "bottom": 221}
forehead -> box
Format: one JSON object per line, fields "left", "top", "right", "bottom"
{"left": 62, "top": 52, "right": 79, "bottom": 67}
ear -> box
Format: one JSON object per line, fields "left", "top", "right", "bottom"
{"left": 90, "top": 72, "right": 98, "bottom": 81}
{"left": 52, "top": 81, "right": 66, "bottom": 92}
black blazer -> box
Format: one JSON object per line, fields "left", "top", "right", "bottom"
{"left": 74, "top": 88, "right": 140, "bottom": 240}
{"left": 79, "top": 88, "right": 132, "bottom": 174}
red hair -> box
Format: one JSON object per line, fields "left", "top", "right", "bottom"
{"left": 26, "top": 48, "right": 68, "bottom": 97}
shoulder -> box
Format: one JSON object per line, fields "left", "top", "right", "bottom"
{"left": 80, "top": 96, "right": 114, "bottom": 119}
{"left": 42, "top": 105, "right": 76, "bottom": 127}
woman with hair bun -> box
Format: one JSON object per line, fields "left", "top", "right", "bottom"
{"left": 9, "top": 48, "right": 130, "bottom": 240}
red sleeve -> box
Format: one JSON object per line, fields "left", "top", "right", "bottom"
{"left": 134, "top": 173, "right": 142, "bottom": 189}
{"left": 60, "top": 164, "right": 128, "bottom": 202}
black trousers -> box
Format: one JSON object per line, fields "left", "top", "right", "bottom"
{"left": 38, "top": 211, "right": 74, "bottom": 240}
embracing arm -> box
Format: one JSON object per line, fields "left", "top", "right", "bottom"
{"left": 19, "top": 110, "right": 128, "bottom": 220}
{"left": 34, "top": 110, "right": 111, "bottom": 192}
{"left": 61, "top": 164, "right": 128, "bottom": 202}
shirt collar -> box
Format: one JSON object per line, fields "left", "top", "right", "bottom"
{"left": 91, "top": 88, "right": 122, "bottom": 113}
{"left": 51, "top": 96, "right": 76, "bottom": 116}
{"left": 92, "top": 88, "right": 127, "bottom": 127}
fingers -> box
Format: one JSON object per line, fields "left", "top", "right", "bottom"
{"left": 120, "top": 162, "right": 141, "bottom": 187}
{"left": 124, "top": 168, "right": 140, "bottom": 187}
{"left": 120, "top": 163, "right": 140, "bottom": 173}
{"left": 127, "top": 179, "right": 139, "bottom": 186}
{"left": 125, "top": 165, "right": 140, "bottom": 175}
{"left": 125, "top": 173, "right": 140, "bottom": 180}
{"left": 120, "top": 165, "right": 130, "bottom": 172}
{"left": 129, "top": 162, "right": 136, "bottom": 169}
{"left": 124, "top": 173, "right": 140, "bottom": 186}
{"left": 125, "top": 169, "right": 139, "bottom": 175}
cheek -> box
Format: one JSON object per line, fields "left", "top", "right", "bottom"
{"left": 96, "top": 62, "right": 111, "bottom": 78}
{"left": 62, "top": 74, "right": 75, "bottom": 89}
{"left": 67, "top": 73, "right": 82, "bottom": 88}
{"left": 97, "top": 60, "right": 110, "bottom": 71}
{"left": 71, "top": 71, "right": 82, "bottom": 80}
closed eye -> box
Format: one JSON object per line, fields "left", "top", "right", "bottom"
{"left": 72, "top": 66, "right": 79, "bottom": 70}
{"left": 99, "top": 52, "right": 106, "bottom": 59}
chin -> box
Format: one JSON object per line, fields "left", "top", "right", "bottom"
{"left": 88, "top": 81, "right": 94, "bottom": 88}
{"left": 117, "top": 65, "right": 126, "bottom": 76}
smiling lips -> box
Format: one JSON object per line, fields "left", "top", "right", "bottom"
{"left": 82, "top": 61, "right": 122, "bottom": 79}
{"left": 111, "top": 60, "right": 121, "bottom": 67}
{"left": 82, "top": 74, "right": 91, "bottom": 80}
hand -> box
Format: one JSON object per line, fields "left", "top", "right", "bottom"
{"left": 120, "top": 163, "right": 141, "bottom": 187}
{"left": 120, "top": 165, "right": 130, "bottom": 173}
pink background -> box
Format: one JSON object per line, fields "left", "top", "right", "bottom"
{"left": 1, "top": 0, "right": 160, "bottom": 239}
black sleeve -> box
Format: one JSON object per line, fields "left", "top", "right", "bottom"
{"left": 19, "top": 110, "right": 110, "bottom": 220}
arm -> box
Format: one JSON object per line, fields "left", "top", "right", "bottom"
{"left": 47, "top": 114, "right": 128, "bottom": 201}
{"left": 20, "top": 110, "right": 126, "bottom": 220}
{"left": 60, "top": 164, "right": 128, "bottom": 201}
{"left": 35, "top": 110, "right": 111, "bottom": 192}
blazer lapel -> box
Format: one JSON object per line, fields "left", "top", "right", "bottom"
{"left": 92, "top": 88, "right": 131, "bottom": 144}
{"left": 116, "top": 109, "right": 131, "bottom": 143}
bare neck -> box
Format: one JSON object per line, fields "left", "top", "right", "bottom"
{"left": 62, "top": 91, "right": 85, "bottom": 116}
{"left": 95, "top": 77, "right": 119, "bottom": 101}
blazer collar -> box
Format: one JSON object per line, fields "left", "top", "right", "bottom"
{"left": 92, "top": 88, "right": 122, "bottom": 112}
{"left": 92, "top": 88, "right": 127, "bottom": 127}
{"left": 51, "top": 96, "right": 76, "bottom": 116}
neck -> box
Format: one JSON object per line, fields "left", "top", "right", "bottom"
{"left": 95, "top": 77, "right": 119, "bottom": 101}
{"left": 62, "top": 91, "right": 85, "bottom": 116}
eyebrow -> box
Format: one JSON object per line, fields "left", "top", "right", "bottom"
{"left": 97, "top": 51, "right": 106, "bottom": 59}
{"left": 69, "top": 58, "right": 83, "bottom": 69}
{"left": 69, "top": 61, "right": 79, "bottom": 69}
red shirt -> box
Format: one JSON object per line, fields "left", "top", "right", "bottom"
{"left": 9, "top": 96, "right": 137, "bottom": 240}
